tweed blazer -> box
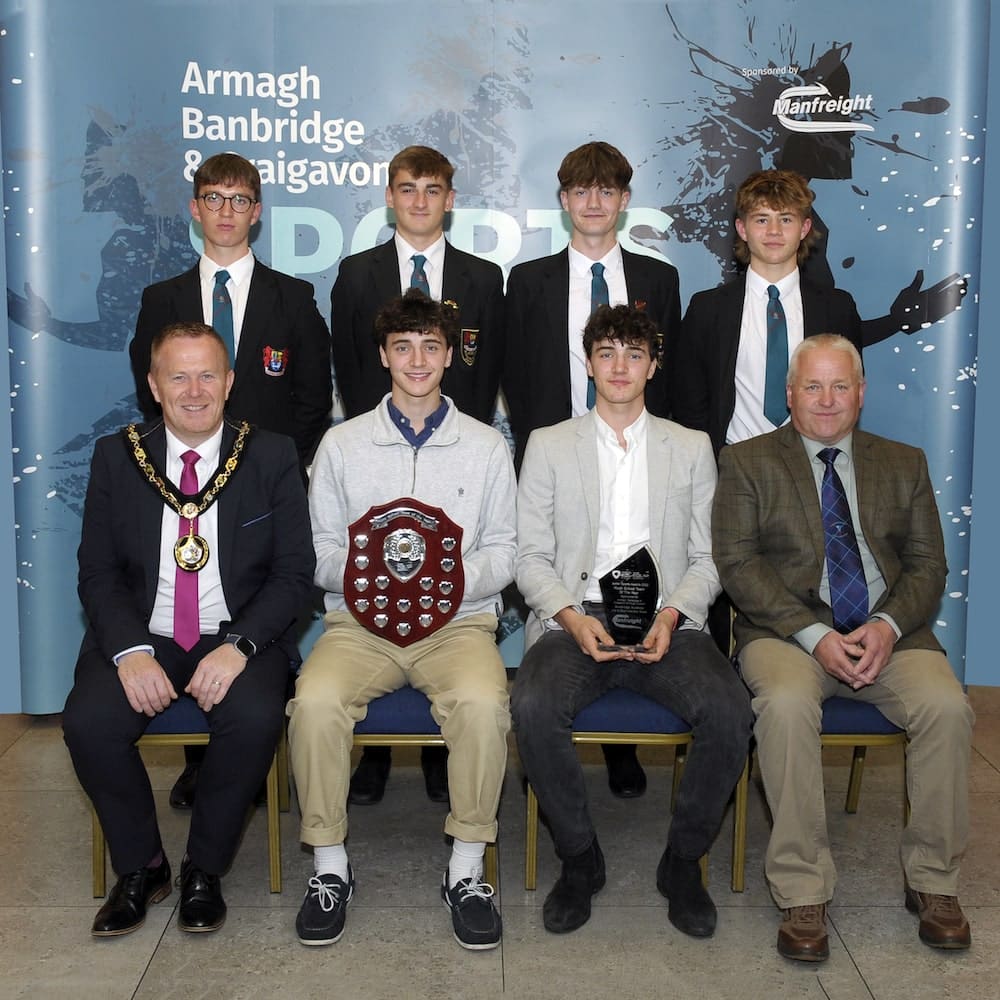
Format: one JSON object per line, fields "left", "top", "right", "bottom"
{"left": 713, "top": 422, "right": 946, "bottom": 654}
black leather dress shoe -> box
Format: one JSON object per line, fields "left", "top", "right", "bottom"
{"left": 656, "top": 847, "right": 717, "bottom": 938}
{"left": 348, "top": 746, "right": 392, "bottom": 805}
{"left": 169, "top": 762, "right": 200, "bottom": 809}
{"left": 92, "top": 858, "right": 172, "bottom": 937}
{"left": 602, "top": 744, "right": 647, "bottom": 798}
{"left": 421, "top": 745, "right": 450, "bottom": 803}
{"left": 178, "top": 858, "right": 226, "bottom": 932}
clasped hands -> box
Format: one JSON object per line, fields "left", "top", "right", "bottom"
{"left": 556, "top": 606, "right": 680, "bottom": 664}
{"left": 813, "top": 618, "right": 896, "bottom": 689}
{"left": 116, "top": 641, "right": 249, "bottom": 716}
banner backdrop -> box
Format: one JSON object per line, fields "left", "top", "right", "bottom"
{"left": 1, "top": 0, "right": 986, "bottom": 711}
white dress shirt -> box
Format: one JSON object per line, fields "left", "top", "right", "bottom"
{"left": 567, "top": 243, "right": 629, "bottom": 417}
{"left": 727, "top": 266, "right": 804, "bottom": 444}
{"left": 199, "top": 250, "right": 255, "bottom": 352}
{"left": 394, "top": 233, "right": 446, "bottom": 300}
{"left": 148, "top": 425, "right": 232, "bottom": 639}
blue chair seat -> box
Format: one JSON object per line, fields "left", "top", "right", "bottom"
{"left": 354, "top": 685, "right": 439, "bottom": 736}
{"left": 573, "top": 688, "right": 690, "bottom": 735}
{"left": 822, "top": 696, "right": 903, "bottom": 735}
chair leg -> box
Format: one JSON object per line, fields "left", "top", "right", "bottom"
{"left": 277, "top": 724, "right": 290, "bottom": 813}
{"left": 525, "top": 782, "right": 538, "bottom": 891}
{"left": 92, "top": 806, "right": 106, "bottom": 898}
{"left": 845, "top": 745, "right": 868, "bottom": 813}
{"left": 266, "top": 752, "right": 282, "bottom": 893}
{"left": 730, "top": 758, "right": 749, "bottom": 893}
{"left": 485, "top": 842, "right": 498, "bottom": 889}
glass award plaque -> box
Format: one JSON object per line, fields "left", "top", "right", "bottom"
{"left": 598, "top": 545, "right": 661, "bottom": 650}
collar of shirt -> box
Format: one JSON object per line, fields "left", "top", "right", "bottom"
{"left": 395, "top": 233, "right": 446, "bottom": 299}
{"left": 199, "top": 250, "right": 254, "bottom": 345}
{"left": 746, "top": 264, "right": 800, "bottom": 302}
{"left": 199, "top": 249, "right": 254, "bottom": 290}
{"left": 386, "top": 397, "right": 450, "bottom": 449}
{"left": 165, "top": 424, "right": 224, "bottom": 490}
{"left": 568, "top": 241, "right": 623, "bottom": 282}
{"left": 800, "top": 430, "right": 855, "bottom": 473}
{"left": 592, "top": 405, "right": 648, "bottom": 453}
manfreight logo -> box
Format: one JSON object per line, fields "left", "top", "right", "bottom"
{"left": 772, "top": 83, "right": 874, "bottom": 134}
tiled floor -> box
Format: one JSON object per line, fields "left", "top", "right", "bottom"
{"left": 1, "top": 687, "right": 998, "bottom": 999}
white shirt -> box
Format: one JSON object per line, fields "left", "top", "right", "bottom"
{"left": 584, "top": 408, "right": 651, "bottom": 603}
{"left": 199, "top": 250, "right": 255, "bottom": 352}
{"left": 395, "top": 233, "right": 446, "bottom": 300}
{"left": 567, "top": 243, "right": 629, "bottom": 416}
{"left": 727, "top": 266, "right": 804, "bottom": 444}
{"left": 148, "top": 425, "right": 232, "bottom": 639}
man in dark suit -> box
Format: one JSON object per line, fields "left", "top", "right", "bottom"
{"left": 331, "top": 145, "right": 504, "bottom": 425}
{"left": 713, "top": 335, "right": 973, "bottom": 962}
{"left": 330, "top": 145, "right": 505, "bottom": 804}
{"left": 130, "top": 153, "right": 330, "bottom": 809}
{"left": 130, "top": 152, "right": 332, "bottom": 469}
{"left": 504, "top": 141, "right": 679, "bottom": 470}
{"left": 64, "top": 322, "right": 314, "bottom": 937}
{"left": 673, "top": 169, "right": 862, "bottom": 457}
{"left": 503, "top": 141, "right": 681, "bottom": 797}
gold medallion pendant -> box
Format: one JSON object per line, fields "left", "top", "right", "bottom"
{"left": 174, "top": 527, "right": 210, "bottom": 572}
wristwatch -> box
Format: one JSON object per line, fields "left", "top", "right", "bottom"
{"left": 225, "top": 633, "right": 257, "bottom": 658}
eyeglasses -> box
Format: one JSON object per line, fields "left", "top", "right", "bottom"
{"left": 198, "top": 192, "right": 258, "bottom": 214}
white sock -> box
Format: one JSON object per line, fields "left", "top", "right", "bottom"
{"left": 313, "top": 844, "right": 350, "bottom": 881}
{"left": 448, "top": 839, "right": 486, "bottom": 887}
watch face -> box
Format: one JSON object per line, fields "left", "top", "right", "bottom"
{"left": 228, "top": 635, "right": 254, "bottom": 657}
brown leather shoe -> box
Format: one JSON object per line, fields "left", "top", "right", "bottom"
{"left": 904, "top": 889, "right": 971, "bottom": 949}
{"left": 777, "top": 904, "right": 830, "bottom": 962}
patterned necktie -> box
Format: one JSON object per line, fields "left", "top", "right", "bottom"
{"left": 173, "top": 449, "right": 202, "bottom": 652}
{"left": 587, "top": 262, "right": 610, "bottom": 408}
{"left": 764, "top": 284, "right": 788, "bottom": 427}
{"left": 410, "top": 254, "right": 431, "bottom": 297}
{"left": 213, "top": 270, "right": 235, "bottom": 366}
{"left": 818, "top": 447, "right": 869, "bottom": 633}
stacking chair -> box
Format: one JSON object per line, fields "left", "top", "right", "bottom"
{"left": 821, "top": 696, "right": 909, "bottom": 819}
{"left": 352, "top": 685, "right": 499, "bottom": 886}
{"left": 91, "top": 695, "right": 285, "bottom": 896}
{"left": 523, "top": 687, "right": 750, "bottom": 892}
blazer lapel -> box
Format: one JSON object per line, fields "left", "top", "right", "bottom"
{"left": 777, "top": 425, "right": 827, "bottom": 568}
{"left": 215, "top": 421, "right": 243, "bottom": 586}
{"left": 373, "top": 239, "right": 404, "bottom": 301}
{"left": 575, "top": 413, "right": 601, "bottom": 555}
{"left": 238, "top": 261, "right": 276, "bottom": 379}
{"left": 137, "top": 424, "right": 169, "bottom": 610}
{"left": 173, "top": 265, "right": 204, "bottom": 322}
{"left": 543, "top": 251, "right": 572, "bottom": 399}
{"left": 647, "top": 420, "right": 671, "bottom": 560}
{"left": 441, "top": 242, "right": 470, "bottom": 307}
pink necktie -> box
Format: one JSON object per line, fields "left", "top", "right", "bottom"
{"left": 173, "top": 449, "right": 201, "bottom": 651}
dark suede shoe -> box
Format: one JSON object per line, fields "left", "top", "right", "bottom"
{"left": 656, "top": 847, "right": 717, "bottom": 938}
{"left": 178, "top": 858, "right": 226, "bottom": 933}
{"left": 777, "top": 904, "right": 830, "bottom": 962}
{"left": 91, "top": 858, "right": 172, "bottom": 937}
{"left": 348, "top": 746, "right": 392, "bottom": 805}
{"left": 169, "top": 762, "right": 200, "bottom": 809}
{"left": 421, "top": 745, "right": 450, "bottom": 803}
{"left": 905, "top": 888, "right": 971, "bottom": 949}
{"left": 602, "top": 744, "right": 647, "bottom": 798}
{"left": 543, "top": 838, "right": 606, "bottom": 934}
